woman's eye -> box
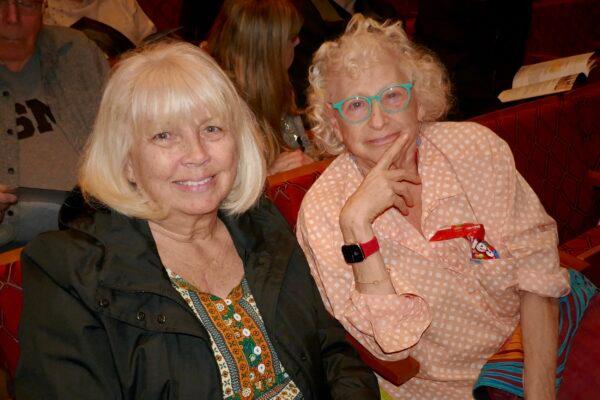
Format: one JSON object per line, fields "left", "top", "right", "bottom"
{"left": 205, "top": 125, "right": 223, "bottom": 134}
{"left": 152, "top": 131, "right": 170, "bottom": 141}
{"left": 348, "top": 100, "right": 366, "bottom": 111}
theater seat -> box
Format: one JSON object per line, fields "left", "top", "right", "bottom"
{"left": 471, "top": 81, "right": 600, "bottom": 244}
{"left": 0, "top": 247, "right": 23, "bottom": 399}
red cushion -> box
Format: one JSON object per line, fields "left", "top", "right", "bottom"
{"left": 0, "top": 258, "right": 22, "bottom": 379}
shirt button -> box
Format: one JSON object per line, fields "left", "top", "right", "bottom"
{"left": 7, "top": 167, "right": 15, "bottom": 174}
{"left": 136, "top": 311, "right": 146, "bottom": 321}
{"left": 2, "top": 91, "right": 9, "bottom": 97}
{"left": 7, "top": 210, "right": 14, "bottom": 217}
{"left": 157, "top": 314, "right": 167, "bottom": 324}
{"left": 98, "top": 298, "right": 110, "bottom": 308}
{"left": 6, "top": 129, "right": 13, "bottom": 135}
{"left": 300, "top": 352, "right": 308, "bottom": 361}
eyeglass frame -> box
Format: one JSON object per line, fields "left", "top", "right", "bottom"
{"left": 330, "top": 82, "right": 414, "bottom": 124}
{"left": 0, "top": 0, "right": 45, "bottom": 13}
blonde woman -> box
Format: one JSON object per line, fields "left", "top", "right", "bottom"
{"left": 15, "top": 41, "right": 378, "bottom": 399}
{"left": 206, "top": 0, "right": 314, "bottom": 175}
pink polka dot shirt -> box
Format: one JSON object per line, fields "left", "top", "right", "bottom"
{"left": 297, "top": 122, "right": 570, "bottom": 399}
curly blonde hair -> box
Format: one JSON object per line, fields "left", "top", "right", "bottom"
{"left": 307, "top": 14, "right": 452, "bottom": 155}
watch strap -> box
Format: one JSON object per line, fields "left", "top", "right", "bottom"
{"left": 360, "top": 236, "right": 379, "bottom": 258}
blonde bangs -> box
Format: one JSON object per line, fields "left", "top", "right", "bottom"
{"left": 127, "top": 58, "right": 234, "bottom": 140}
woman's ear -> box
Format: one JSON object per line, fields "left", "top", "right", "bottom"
{"left": 125, "top": 157, "right": 136, "bottom": 183}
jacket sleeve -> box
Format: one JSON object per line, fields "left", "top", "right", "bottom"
{"left": 15, "top": 238, "right": 122, "bottom": 400}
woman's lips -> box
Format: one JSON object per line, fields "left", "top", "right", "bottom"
{"left": 367, "top": 132, "right": 400, "bottom": 146}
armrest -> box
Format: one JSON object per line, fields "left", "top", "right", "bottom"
{"left": 345, "top": 332, "right": 419, "bottom": 386}
{"left": 559, "top": 250, "right": 591, "bottom": 272}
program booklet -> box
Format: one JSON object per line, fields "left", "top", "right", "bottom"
{"left": 498, "top": 52, "right": 597, "bottom": 103}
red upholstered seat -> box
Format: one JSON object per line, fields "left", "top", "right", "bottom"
{"left": 266, "top": 158, "right": 333, "bottom": 230}
{"left": 0, "top": 247, "right": 23, "bottom": 387}
{"left": 471, "top": 81, "right": 600, "bottom": 243}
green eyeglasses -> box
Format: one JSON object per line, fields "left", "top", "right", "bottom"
{"left": 330, "top": 82, "right": 414, "bottom": 124}
{"left": 0, "top": 0, "right": 44, "bottom": 13}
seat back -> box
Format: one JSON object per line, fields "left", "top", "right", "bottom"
{"left": 471, "top": 81, "right": 600, "bottom": 242}
{"left": 266, "top": 159, "right": 333, "bottom": 230}
{"left": 0, "top": 247, "right": 23, "bottom": 380}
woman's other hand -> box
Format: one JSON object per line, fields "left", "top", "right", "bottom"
{"left": 268, "top": 149, "right": 314, "bottom": 176}
{"left": 340, "top": 135, "right": 420, "bottom": 241}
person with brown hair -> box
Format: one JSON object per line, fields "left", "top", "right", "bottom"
{"left": 206, "top": 0, "right": 315, "bottom": 175}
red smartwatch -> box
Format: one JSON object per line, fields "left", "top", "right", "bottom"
{"left": 341, "top": 236, "right": 380, "bottom": 264}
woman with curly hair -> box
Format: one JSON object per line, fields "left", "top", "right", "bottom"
{"left": 297, "top": 14, "right": 570, "bottom": 399}
{"left": 206, "top": 0, "right": 314, "bottom": 175}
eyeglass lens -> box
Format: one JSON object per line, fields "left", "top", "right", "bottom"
{"left": 341, "top": 86, "right": 410, "bottom": 122}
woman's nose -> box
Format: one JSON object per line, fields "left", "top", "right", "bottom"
{"left": 368, "top": 101, "right": 388, "bottom": 130}
{"left": 182, "top": 137, "right": 209, "bottom": 166}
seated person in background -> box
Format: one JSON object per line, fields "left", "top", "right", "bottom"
{"left": 297, "top": 14, "right": 569, "bottom": 399}
{"left": 15, "top": 41, "right": 379, "bottom": 399}
{"left": 44, "top": 0, "right": 156, "bottom": 46}
{"left": 0, "top": 0, "right": 109, "bottom": 249}
{"left": 206, "top": 0, "right": 315, "bottom": 176}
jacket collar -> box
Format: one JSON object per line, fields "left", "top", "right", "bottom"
{"left": 70, "top": 199, "right": 296, "bottom": 334}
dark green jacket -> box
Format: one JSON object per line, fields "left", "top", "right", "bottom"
{"left": 15, "top": 200, "right": 379, "bottom": 399}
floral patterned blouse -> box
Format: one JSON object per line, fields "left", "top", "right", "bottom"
{"left": 168, "top": 270, "right": 303, "bottom": 400}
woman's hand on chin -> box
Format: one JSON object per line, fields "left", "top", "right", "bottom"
{"left": 267, "top": 150, "right": 314, "bottom": 176}
{"left": 340, "top": 135, "right": 421, "bottom": 240}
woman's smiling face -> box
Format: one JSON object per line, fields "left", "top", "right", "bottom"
{"left": 327, "top": 51, "right": 422, "bottom": 172}
{"left": 126, "top": 105, "right": 238, "bottom": 220}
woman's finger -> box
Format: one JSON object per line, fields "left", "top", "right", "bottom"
{"left": 374, "top": 134, "right": 410, "bottom": 172}
{"left": 385, "top": 168, "right": 422, "bottom": 185}
{"left": 391, "top": 182, "right": 415, "bottom": 207}
{"left": 393, "top": 195, "right": 409, "bottom": 215}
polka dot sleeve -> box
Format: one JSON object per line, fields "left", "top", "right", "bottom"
{"left": 297, "top": 158, "right": 431, "bottom": 360}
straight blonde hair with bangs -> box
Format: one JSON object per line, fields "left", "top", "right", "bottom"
{"left": 79, "top": 41, "right": 266, "bottom": 219}
{"left": 206, "top": 0, "right": 302, "bottom": 166}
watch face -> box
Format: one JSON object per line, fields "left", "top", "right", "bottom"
{"left": 341, "top": 244, "right": 365, "bottom": 264}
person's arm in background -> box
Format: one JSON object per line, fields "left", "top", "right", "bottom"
{"left": 0, "top": 184, "right": 17, "bottom": 224}
{"left": 268, "top": 149, "right": 314, "bottom": 176}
